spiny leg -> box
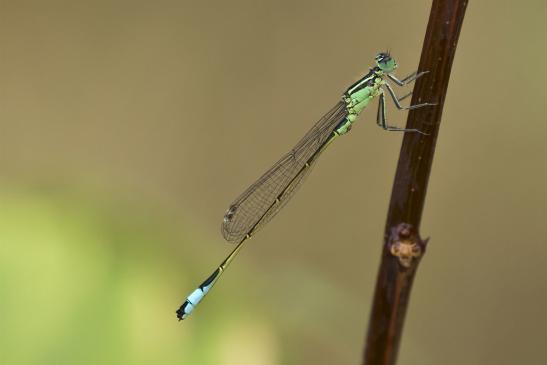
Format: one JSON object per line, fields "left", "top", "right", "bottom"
{"left": 376, "top": 91, "right": 427, "bottom": 135}
{"left": 384, "top": 82, "right": 436, "bottom": 110}
{"left": 388, "top": 70, "right": 429, "bottom": 86}
{"left": 398, "top": 91, "right": 413, "bottom": 102}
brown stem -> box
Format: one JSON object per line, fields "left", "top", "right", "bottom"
{"left": 362, "top": 1, "right": 468, "bottom": 364}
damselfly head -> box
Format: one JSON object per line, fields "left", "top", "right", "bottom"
{"left": 376, "top": 52, "right": 397, "bottom": 73}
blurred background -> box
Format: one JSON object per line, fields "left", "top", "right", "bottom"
{"left": 1, "top": 1, "right": 546, "bottom": 364}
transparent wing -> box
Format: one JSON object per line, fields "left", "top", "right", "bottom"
{"left": 221, "top": 101, "right": 348, "bottom": 243}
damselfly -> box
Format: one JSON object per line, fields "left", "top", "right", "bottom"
{"left": 176, "top": 52, "right": 434, "bottom": 320}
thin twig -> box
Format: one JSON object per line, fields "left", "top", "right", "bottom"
{"left": 363, "top": 1, "right": 468, "bottom": 364}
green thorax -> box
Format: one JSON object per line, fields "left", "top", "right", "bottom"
{"left": 334, "top": 67, "right": 385, "bottom": 135}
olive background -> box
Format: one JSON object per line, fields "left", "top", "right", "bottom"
{"left": 1, "top": 1, "right": 546, "bottom": 364}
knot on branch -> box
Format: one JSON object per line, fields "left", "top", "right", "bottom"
{"left": 388, "top": 223, "right": 428, "bottom": 269}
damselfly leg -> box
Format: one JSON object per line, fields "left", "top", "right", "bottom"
{"left": 387, "top": 70, "right": 429, "bottom": 86}
{"left": 384, "top": 82, "right": 435, "bottom": 111}
{"left": 376, "top": 91, "right": 428, "bottom": 135}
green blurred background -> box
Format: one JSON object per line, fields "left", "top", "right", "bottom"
{"left": 1, "top": 1, "right": 546, "bottom": 364}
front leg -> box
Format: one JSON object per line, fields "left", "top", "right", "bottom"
{"left": 387, "top": 70, "right": 429, "bottom": 86}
